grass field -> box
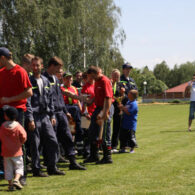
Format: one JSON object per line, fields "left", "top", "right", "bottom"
{"left": 0, "top": 104, "right": 195, "bottom": 195}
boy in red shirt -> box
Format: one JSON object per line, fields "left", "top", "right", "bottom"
{"left": 0, "top": 105, "right": 27, "bottom": 191}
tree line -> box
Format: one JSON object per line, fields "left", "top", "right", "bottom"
{"left": 132, "top": 61, "right": 195, "bottom": 95}
{"left": 0, "top": 0, "right": 125, "bottom": 75}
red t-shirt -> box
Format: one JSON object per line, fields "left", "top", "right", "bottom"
{"left": 61, "top": 85, "right": 78, "bottom": 105}
{"left": 0, "top": 65, "right": 32, "bottom": 111}
{"left": 81, "top": 82, "right": 96, "bottom": 116}
{"left": 94, "top": 75, "right": 113, "bottom": 107}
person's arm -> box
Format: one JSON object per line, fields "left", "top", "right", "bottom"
{"left": 19, "top": 124, "right": 27, "bottom": 144}
{"left": 185, "top": 82, "right": 192, "bottom": 97}
{"left": 0, "top": 87, "right": 33, "bottom": 104}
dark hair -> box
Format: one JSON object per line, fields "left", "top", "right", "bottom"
{"left": 21, "top": 53, "right": 35, "bottom": 65}
{"left": 75, "top": 71, "right": 82, "bottom": 76}
{"left": 82, "top": 72, "right": 88, "bottom": 80}
{"left": 129, "top": 89, "right": 138, "bottom": 99}
{"left": 87, "top": 66, "right": 101, "bottom": 74}
{"left": 32, "top": 56, "right": 43, "bottom": 64}
{"left": 48, "top": 56, "right": 63, "bottom": 67}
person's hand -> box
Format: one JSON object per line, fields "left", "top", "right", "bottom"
{"left": 28, "top": 121, "right": 35, "bottom": 131}
{"left": 120, "top": 87, "right": 125, "bottom": 95}
{"left": 96, "top": 118, "right": 104, "bottom": 127}
{"left": 85, "top": 113, "right": 91, "bottom": 120}
{"left": 51, "top": 118, "right": 56, "bottom": 126}
{"left": 66, "top": 112, "right": 72, "bottom": 120}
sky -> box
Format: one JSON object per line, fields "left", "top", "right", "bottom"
{"left": 114, "top": 0, "right": 195, "bottom": 70}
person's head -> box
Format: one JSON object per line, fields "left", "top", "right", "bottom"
{"left": 56, "top": 67, "right": 64, "bottom": 82}
{"left": 31, "top": 56, "right": 43, "bottom": 77}
{"left": 63, "top": 72, "right": 73, "bottom": 87}
{"left": 21, "top": 53, "right": 35, "bottom": 73}
{"left": 2, "top": 105, "right": 18, "bottom": 121}
{"left": 75, "top": 71, "right": 83, "bottom": 83}
{"left": 122, "top": 62, "right": 133, "bottom": 77}
{"left": 86, "top": 66, "right": 102, "bottom": 80}
{"left": 82, "top": 72, "right": 88, "bottom": 84}
{"left": 111, "top": 69, "right": 120, "bottom": 83}
{"left": 0, "top": 47, "right": 13, "bottom": 68}
{"left": 47, "top": 56, "right": 63, "bottom": 75}
{"left": 128, "top": 89, "right": 138, "bottom": 101}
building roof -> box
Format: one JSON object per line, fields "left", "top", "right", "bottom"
{"left": 165, "top": 81, "right": 189, "bottom": 93}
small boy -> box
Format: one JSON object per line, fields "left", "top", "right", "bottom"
{"left": 0, "top": 105, "right": 27, "bottom": 191}
{"left": 119, "top": 89, "right": 138, "bottom": 153}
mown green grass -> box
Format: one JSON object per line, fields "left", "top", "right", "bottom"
{"left": 1, "top": 104, "right": 195, "bottom": 195}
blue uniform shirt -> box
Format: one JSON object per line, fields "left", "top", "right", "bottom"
{"left": 122, "top": 100, "right": 138, "bottom": 131}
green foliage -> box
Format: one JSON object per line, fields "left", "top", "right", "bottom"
{"left": 0, "top": 0, "right": 125, "bottom": 73}
{"left": 153, "top": 61, "right": 170, "bottom": 86}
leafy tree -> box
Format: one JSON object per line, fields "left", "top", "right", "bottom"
{"left": 0, "top": 0, "right": 125, "bottom": 73}
{"left": 153, "top": 61, "right": 170, "bottom": 86}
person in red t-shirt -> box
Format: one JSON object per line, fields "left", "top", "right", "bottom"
{"left": 0, "top": 47, "right": 32, "bottom": 186}
{"left": 61, "top": 72, "right": 84, "bottom": 155}
{"left": 83, "top": 66, "right": 114, "bottom": 164}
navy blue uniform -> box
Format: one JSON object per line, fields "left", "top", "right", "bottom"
{"left": 26, "top": 75, "right": 59, "bottom": 173}
{"left": 43, "top": 72, "right": 75, "bottom": 158}
{"left": 120, "top": 74, "right": 137, "bottom": 105}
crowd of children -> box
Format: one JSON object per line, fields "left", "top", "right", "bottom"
{"left": 0, "top": 47, "right": 138, "bottom": 191}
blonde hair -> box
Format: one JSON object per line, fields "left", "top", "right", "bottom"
{"left": 111, "top": 69, "right": 120, "bottom": 75}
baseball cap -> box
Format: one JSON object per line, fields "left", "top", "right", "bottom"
{"left": 122, "top": 62, "right": 133, "bottom": 69}
{"left": 2, "top": 105, "right": 18, "bottom": 121}
{"left": 63, "top": 72, "right": 73, "bottom": 78}
{"left": 0, "top": 47, "right": 11, "bottom": 58}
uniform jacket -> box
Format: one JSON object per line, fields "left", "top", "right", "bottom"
{"left": 26, "top": 75, "right": 55, "bottom": 121}
{"left": 43, "top": 71, "right": 68, "bottom": 114}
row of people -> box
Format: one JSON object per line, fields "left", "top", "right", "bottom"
{"left": 0, "top": 47, "right": 139, "bottom": 191}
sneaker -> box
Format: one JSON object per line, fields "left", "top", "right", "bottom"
{"left": 40, "top": 164, "right": 47, "bottom": 169}
{"left": 33, "top": 171, "right": 49, "bottom": 177}
{"left": 8, "top": 185, "right": 15, "bottom": 191}
{"left": 48, "top": 169, "right": 65, "bottom": 176}
{"left": 129, "top": 150, "right": 135, "bottom": 154}
{"left": 69, "top": 162, "right": 86, "bottom": 170}
{"left": 13, "top": 180, "right": 23, "bottom": 190}
{"left": 119, "top": 149, "right": 128, "bottom": 153}
{"left": 111, "top": 149, "right": 119, "bottom": 154}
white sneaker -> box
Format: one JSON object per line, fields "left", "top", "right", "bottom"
{"left": 111, "top": 149, "right": 119, "bottom": 153}
{"left": 129, "top": 150, "right": 135, "bottom": 154}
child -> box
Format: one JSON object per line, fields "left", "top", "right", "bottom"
{"left": 119, "top": 89, "right": 138, "bottom": 153}
{"left": 0, "top": 105, "right": 27, "bottom": 191}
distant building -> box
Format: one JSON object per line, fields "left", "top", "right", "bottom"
{"left": 142, "top": 81, "right": 190, "bottom": 103}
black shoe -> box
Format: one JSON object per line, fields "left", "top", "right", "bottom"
{"left": 48, "top": 169, "right": 65, "bottom": 176}
{"left": 58, "top": 156, "right": 69, "bottom": 163}
{"left": 40, "top": 164, "right": 47, "bottom": 169}
{"left": 33, "top": 171, "right": 49, "bottom": 177}
{"left": 96, "top": 157, "right": 113, "bottom": 164}
{"left": 19, "top": 176, "right": 27, "bottom": 186}
{"left": 83, "top": 156, "right": 99, "bottom": 163}
{"left": 69, "top": 162, "right": 86, "bottom": 170}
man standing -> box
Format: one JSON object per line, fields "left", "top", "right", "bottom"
{"left": 0, "top": 47, "right": 33, "bottom": 185}
{"left": 43, "top": 56, "right": 86, "bottom": 170}
{"left": 120, "top": 63, "right": 137, "bottom": 105}
{"left": 26, "top": 56, "right": 64, "bottom": 176}
{"left": 84, "top": 66, "right": 114, "bottom": 164}
{"left": 185, "top": 73, "right": 195, "bottom": 131}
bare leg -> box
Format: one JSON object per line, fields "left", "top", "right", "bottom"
{"left": 188, "top": 120, "right": 192, "bottom": 131}
{"left": 14, "top": 173, "right": 21, "bottom": 181}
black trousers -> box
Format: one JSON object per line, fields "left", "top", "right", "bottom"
{"left": 120, "top": 128, "right": 137, "bottom": 149}
{"left": 29, "top": 114, "right": 59, "bottom": 171}
{"left": 54, "top": 111, "right": 75, "bottom": 157}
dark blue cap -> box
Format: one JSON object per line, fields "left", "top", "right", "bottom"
{"left": 122, "top": 62, "right": 133, "bottom": 69}
{"left": 2, "top": 105, "right": 18, "bottom": 120}
{"left": 0, "top": 47, "right": 11, "bottom": 57}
